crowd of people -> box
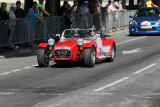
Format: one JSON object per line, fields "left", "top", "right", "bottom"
{"left": 0, "top": 0, "right": 50, "bottom": 50}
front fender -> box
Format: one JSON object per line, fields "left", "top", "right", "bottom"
{"left": 38, "top": 43, "right": 48, "bottom": 48}
{"left": 83, "top": 43, "right": 95, "bottom": 48}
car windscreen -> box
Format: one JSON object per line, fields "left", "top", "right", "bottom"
{"left": 63, "top": 29, "right": 96, "bottom": 39}
{"left": 135, "top": 9, "right": 160, "bottom": 17}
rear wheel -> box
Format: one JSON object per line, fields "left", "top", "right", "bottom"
{"left": 37, "top": 48, "right": 50, "bottom": 67}
{"left": 84, "top": 47, "right": 96, "bottom": 67}
{"left": 107, "top": 45, "right": 115, "bottom": 62}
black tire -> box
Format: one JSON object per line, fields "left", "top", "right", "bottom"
{"left": 37, "top": 48, "right": 50, "bottom": 67}
{"left": 107, "top": 45, "right": 115, "bottom": 62}
{"left": 84, "top": 47, "right": 96, "bottom": 67}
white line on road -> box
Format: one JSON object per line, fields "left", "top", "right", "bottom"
{"left": 84, "top": 92, "right": 113, "bottom": 95}
{"left": 133, "top": 63, "right": 158, "bottom": 74}
{"left": 93, "top": 77, "right": 130, "bottom": 92}
{"left": 117, "top": 36, "right": 146, "bottom": 46}
{"left": 0, "top": 93, "right": 14, "bottom": 95}
{"left": 0, "top": 64, "right": 37, "bottom": 76}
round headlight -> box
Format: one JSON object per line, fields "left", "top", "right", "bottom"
{"left": 48, "top": 38, "right": 55, "bottom": 46}
{"left": 77, "top": 39, "right": 84, "bottom": 46}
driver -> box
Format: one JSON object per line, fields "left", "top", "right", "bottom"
{"left": 73, "top": 33, "right": 79, "bottom": 37}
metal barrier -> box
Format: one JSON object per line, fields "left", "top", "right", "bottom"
{"left": 0, "top": 10, "right": 136, "bottom": 48}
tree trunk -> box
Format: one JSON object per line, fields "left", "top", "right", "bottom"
{"left": 24, "top": 0, "right": 33, "bottom": 15}
{"left": 45, "top": 0, "right": 60, "bottom": 16}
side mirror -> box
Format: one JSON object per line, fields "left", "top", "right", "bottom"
{"left": 129, "top": 15, "right": 134, "bottom": 18}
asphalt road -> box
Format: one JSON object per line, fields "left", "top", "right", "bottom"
{"left": 0, "top": 30, "right": 160, "bottom": 107}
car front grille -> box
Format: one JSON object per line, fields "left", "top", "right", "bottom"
{"left": 138, "top": 23, "right": 156, "bottom": 25}
{"left": 138, "top": 28, "right": 156, "bottom": 31}
{"left": 54, "top": 50, "right": 71, "bottom": 58}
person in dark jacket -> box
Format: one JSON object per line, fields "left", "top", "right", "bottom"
{"left": 0, "top": 2, "right": 9, "bottom": 20}
{"left": 15, "top": 1, "right": 25, "bottom": 18}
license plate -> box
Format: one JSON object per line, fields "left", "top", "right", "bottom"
{"left": 141, "top": 26, "right": 152, "bottom": 29}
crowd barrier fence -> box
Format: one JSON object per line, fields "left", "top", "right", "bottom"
{"left": 0, "top": 10, "right": 137, "bottom": 48}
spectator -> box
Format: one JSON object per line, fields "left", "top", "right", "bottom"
{"left": 108, "top": 2, "right": 119, "bottom": 13}
{"left": 91, "top": 2, "right": 99, "bottom": 14}
{"left": 91, "top": 2, "right": 103, "bottom": 32}
{"left": 83, "top": 1, "right": 90, "bottom": 15}
{"left": 105, "top": 0, "right": 111, "bottom": 12}
{"left": 27, "top": 6, "right": 43, "bottom": 25}
{"left": 71, "top": 1, "right": 78, "bottom": 28}
{"left": 15, "top": 1, "right": 25, "bottom": 18}
{"left": 0, "top": 2, "right": 9, "bottom": 20}
{"left": 108, "top": 2, "right": 119, "bottom": 31}
{"left": 71, "top": 1, "right": 78, "bottom": 16}
{"left": 66, "top": 4, "right": 72, "bottom": 28}
{"left": 114, "top": 0, "right": 126, "bottom": 11}
{"left": 77, "top": 3, "right": 85, "bottom": 16}
{"left": 28, "top": 1, "right": 37, "bottom": 15}
{"left": 60, "top": 1, "right": 72, "bottom": 28}
{"left": 8, "top": 4, "right": 19, "bottom": 50}
{"left": 60, "top": 1, "right": 69, "bottom": 16}
{"left": 146, "top": 0, "right": 158, "bottom": 7}
{"left": 27, "top": 6, "right": 43, "bottom": 46}
{"left": 37, "top": 0, "right": 51, "bottom": 17}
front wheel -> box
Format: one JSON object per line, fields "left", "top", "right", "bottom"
{"left": 37, "top": 48, "right": 50, "bottom": 67}
{"left": 83, "top": 47, "right": 96, "bottom": 67}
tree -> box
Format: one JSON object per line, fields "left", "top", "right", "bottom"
{"left": 45, "top": 0, "right": 60, "bottom": 15}
{"left": 24, "top": 0, "right": 33, "bottom": 15}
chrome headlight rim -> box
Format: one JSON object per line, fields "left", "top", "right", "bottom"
{"left": 48, "top": 38, "right": 55, "bottom": 46}
{"left": 77, "top": 39, "right": 84, "bottom": 46}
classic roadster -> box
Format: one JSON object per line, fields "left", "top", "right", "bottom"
{"left": 37, "top": 28, "right": 116, "bottom": 67}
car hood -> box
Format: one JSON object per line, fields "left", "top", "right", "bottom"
{"left": 54, "top": 39, "right": 78, "bottom": 50}
{"left": 133, "top": 17, "right": 159, "bottom": 23}
{"left": 54, "top": 39, "right": 94, "bottom": 50}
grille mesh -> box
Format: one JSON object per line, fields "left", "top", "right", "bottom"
{"left": 54, "top": 50, "right": 71, "bottom": 58}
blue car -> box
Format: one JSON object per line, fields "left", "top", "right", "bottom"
{"left": 129, "top": 7, "right": 160, "bottom": 35}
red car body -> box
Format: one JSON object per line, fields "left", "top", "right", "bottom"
{"left": 37, "top": 29, "right": 116, "bottom": 67}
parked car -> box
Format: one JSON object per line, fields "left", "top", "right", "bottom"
{"left": 129, "top": 7, "right": 160, "bottom": 35}
{"left": 37, "top": 28, "right": 116, "bottom": 67}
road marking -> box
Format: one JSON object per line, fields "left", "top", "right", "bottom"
{"left": 23, "top": 66, "right": 32, "bottom": 69}
{"left": 12, "top": 69, "right": 22, "bottom": 72}
{"left": 133, "top": 63, "right": 157, "bottom": 74}
{"left": 32, "top": 64, "right": 38, "bottom": 67}
{"left": 0, "top": 64, "right": 37, "bottom": 76}
{"left": 93, "top": 77, "right": 130, "bottom": 92}
{"left": 84, "top": 92, "right": 113, "bottom": 95}
{"left": 122, "top": 48, "right": 142, "bottom": 54}
{"left": 117, "top": 36, "right": 146, "bottom": 46}
{"left": 0, "top": 93, "right": 14, "bottom": 95}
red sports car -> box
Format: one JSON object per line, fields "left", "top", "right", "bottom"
{"left": 37, "top": 29, "right": 116, "bottom": 67}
